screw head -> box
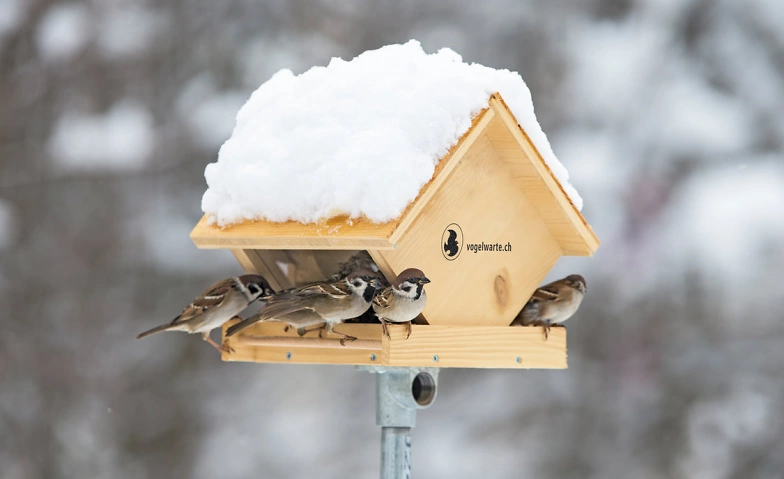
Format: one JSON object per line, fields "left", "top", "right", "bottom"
{"left": 433, "top": 355, "right": 439, "bottom": 362}
{"left": 516, "top": 356, "right": 522, "bottom": 363}
{"left": 370, "top": 353, "right": 377, "bottom": 361}
{"left": 286, "top": 352, "right": 292, "bottom": 360}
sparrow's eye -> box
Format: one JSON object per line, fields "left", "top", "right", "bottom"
{"left": 248, "top": 284, "right": 261, "bottom": 295}
{"left": 361, "top": 275, "right": 369, "bottom": 281}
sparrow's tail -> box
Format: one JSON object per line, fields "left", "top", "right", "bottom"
{"left": 225, "top": 317, "right": 258, "bottom": 337}
{"left": 136, "top": 322, "right": 174, "bottom": 339}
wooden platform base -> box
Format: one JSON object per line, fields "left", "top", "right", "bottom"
{"left": 221, "top": 320, "right": 567, "bottom": 369}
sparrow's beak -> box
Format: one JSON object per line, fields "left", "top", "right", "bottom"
{"left": 418, "top": 276, "right": 431, "bottom": 285}
{"left": 370, "top": 278, "right": 385, "bottom": 288}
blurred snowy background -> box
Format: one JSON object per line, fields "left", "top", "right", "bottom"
{"left": 2, "top": 1, "right": 784, "bottom": 478}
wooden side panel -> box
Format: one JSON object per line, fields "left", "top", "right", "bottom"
{"left": 231, "top": 249, "right": 360, "bottom": 290}
{"left": 485, "top": 95, "right": 600, "bottom": 255}
{"left": 191, "top": 215, "right": 396, "bottom": 250}
{"left": 376, "top": 134, "right": 563, "bottom": 327}
{"left": 383, "top": 324, "right": 566, "bottom": 369}
{"left": 255, "top": 250, "right": 359, "bottom": 288}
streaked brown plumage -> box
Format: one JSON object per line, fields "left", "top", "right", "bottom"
{"left": 372, "top": 268, "right": 430, "bottom": 339}
{"left": 225, "top": 269, "right": 384, "bottom": 345}
{"left": 512, "top": 274, "right": 586, "bottom": 339}
{"left": 136, "top": 274, "right": 272, "bottom": 352}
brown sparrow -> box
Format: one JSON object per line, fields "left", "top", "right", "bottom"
{"left": 372, "top": 268, "right": 430, "bottom": 339}
{"left": 226, "top": 269, "right": 385, "bottom": 345}
{"left": 329, "top": 251, "right": 386, "bottom": 284}
{"left": 512, "top": 274, "right": 586, "bottom": 339}
{"left": 136, "top": 274, "right": 272, "bottom": 352}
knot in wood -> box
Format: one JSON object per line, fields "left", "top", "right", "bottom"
{"left": 494, "top": 274, "right": 508, "bottom": 307}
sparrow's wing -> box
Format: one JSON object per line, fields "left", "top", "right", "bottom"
{"left": 225, "top": 295, "right": 318, "bottom": 337}
{"left": 528, "top": 283, "right": 562, "bottom": 304}
{"left": 372, "top": 287, "right": 394, "bottom": 309}
{"left": 172, "top": 277, "right": 236, "bottom": 324}
{"left": 293, "top": 281, "right": 352, "bottom": 299}
{"left": 227, "top": 280, "right": 353, "bottom": 337}
{"left": 246, "top": 281, "right": 349, "bottom": 322}
{"left": 253, "top": 299, "right": 317, "bottom": 321}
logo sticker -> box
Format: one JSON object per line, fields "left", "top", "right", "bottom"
{"left": 442, "top": 223, "right": 463, "bottom": 260}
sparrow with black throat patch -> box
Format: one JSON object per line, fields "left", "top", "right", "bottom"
{"left": 512, "top": 274, "right": 586, "bottom": 340}
{"left": 136, "top": 274, "right": 273, "bottom": 352}
{"left": 372, "top": 268, "right": 430, "bottom": 339}
{"left": 225, "top": 269, "right": 384, "bottom": 345}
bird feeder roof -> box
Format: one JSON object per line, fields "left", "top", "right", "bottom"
{"left": 191, "top": 93, "right": 598, "bottom": 255}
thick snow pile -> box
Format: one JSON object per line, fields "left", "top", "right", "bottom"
{"left": 202, "top": 40, "right": 582, "bottom": 226}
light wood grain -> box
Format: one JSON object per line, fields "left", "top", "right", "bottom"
{"left": 191, "top": 215, "right": 397, "bottom": 250}
{"left": 236, "top": 336, "right": 380, "bottom": 351}
{"left": 382, "top": 324, "right": 567, "bottom": 369}
{"left": 375, "top": 133, "right": 563, "bottom": 327}
{"left": 221, "top": 321, "right": 566, "bottom": 369}
{"left": 485, "top": 94, "right": 600, "bottom": 255}
{"left": 221, "top": 321, "right": 383, "bottom": 365}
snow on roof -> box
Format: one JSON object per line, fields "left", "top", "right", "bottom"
{"left": 202, "top": 40, "right": 582, "bottom": 226}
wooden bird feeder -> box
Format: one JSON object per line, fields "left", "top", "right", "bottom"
{"left": 190, "top": 93, "right": 599, "bottom": 369}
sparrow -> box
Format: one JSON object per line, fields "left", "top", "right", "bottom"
{"left": 372, "top": 268, "right": 430, "bottom": 339}
{"left": 328, "top": 251, "right": 386, "bottom": 284}
{"left": 512, "top": 274, "right": 586, "bottom": 340}
{"left": 136, "top": 274, "right": 273, "bottom": 353}
{"left": 225, "top": 269, "right": 385, "bottom": 345}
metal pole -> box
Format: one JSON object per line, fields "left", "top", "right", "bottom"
{"left": 380, "top": 427, "right": 411, "bottom": 479}
{"left": 362, "top": 367, "right": 438, "bottom": 479}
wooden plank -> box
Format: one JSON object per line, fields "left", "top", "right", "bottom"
{"left": 222, "top": 321, "right": 566, "bottom": 369}
{"left": 376, "top": 133, "right": 563, "bottom": 327}
{"left": 221, "top": 321, "right": 382, "bottom": 365}
{"left": 190, "top": 215, "right": 396, "bottom": 250}
{"left": 230, "top": 249, "right": 259, "bottom": 274}
{"left": 485, "top": 94, "right": 600, "bottom": 255}
{"left": 382, "top": 324, "right": 567, "bottom": 369}
{"left": 236, "top": 336, "right": 380, "bottom": 351}
{"left": 366, "top": 249, "right": 396, "bottom": 284}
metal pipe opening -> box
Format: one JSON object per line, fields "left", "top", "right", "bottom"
{"left": 412, "top": 372, "right": 436, "bottom": 406}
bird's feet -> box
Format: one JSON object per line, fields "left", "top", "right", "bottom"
{"left": 530, "top": 320, "right": 551, "bottom": 341}
{"left": 203, "top": 334, "right": 234, "bottom": 354}
{"left": 405, "top": 321, "right": 412, "bottom": 340}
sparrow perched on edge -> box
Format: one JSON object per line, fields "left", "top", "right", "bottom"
{"left": 225, "top": 269, "right": 385, "bottom": 345}
{"left": 512, "top": 274, "right": 586, "bottom": 340}
{"left": 136, "top": 274, "right": 272, "bottom": 353}
{"left": 372, "top": 268, "right": 430, "bottom": 339}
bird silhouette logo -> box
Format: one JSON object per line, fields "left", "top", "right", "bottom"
{"left": 441, "top": 223, "right": 463, "bottom": 260}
